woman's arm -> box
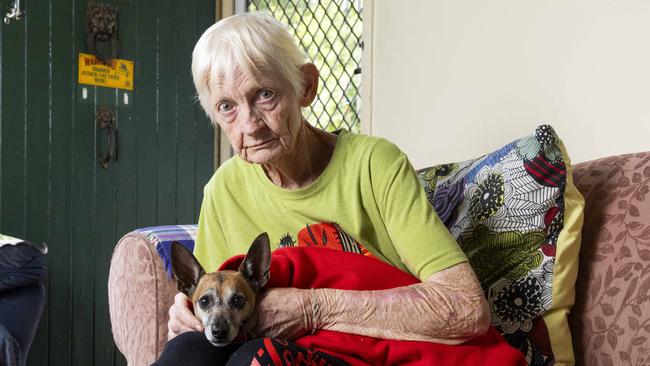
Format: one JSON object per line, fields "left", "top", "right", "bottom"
{"left": 315, "top": 261, "right": 490, "bottom": 344}
{"left": 248, "top": 261, "right": 491, "bottom": 344}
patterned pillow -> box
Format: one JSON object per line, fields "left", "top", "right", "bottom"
{"left": 417, "top": 125, "right": 585, "bottom": 365}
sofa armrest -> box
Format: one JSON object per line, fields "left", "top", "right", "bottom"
{"left": 108, "top": 232, "right": 178, "bottom": 366}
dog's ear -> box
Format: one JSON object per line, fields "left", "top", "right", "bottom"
{"left": 171, "top": 242, "right": 206, "bottom": 297}
{"left": 238, "top": 232, "right": 271, "bottom": 292}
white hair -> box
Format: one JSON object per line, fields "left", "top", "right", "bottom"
{"left": 191, "top": 12, "right": 309, "bottom": 123}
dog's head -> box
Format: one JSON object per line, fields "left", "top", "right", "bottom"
{"left": 170, "top": 232, "right": 271, "bottom": 346}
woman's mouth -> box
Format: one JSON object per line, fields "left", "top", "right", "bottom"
{"left": 246, "top": 138, "right": 276, "bottom": 149}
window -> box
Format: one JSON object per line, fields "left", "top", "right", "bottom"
{"left": 248, "top": 0, "right": 363, "bottom": 132}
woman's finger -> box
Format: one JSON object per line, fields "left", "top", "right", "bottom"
{"left": 168, "top": 313, "right": 195, "bottom": 334}
{"left": 169, "top": 292, "right": 203, "bottom": 334}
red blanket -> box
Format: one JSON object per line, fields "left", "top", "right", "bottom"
{"left": 220, "top": 247, "right": 526, "bottom": 366}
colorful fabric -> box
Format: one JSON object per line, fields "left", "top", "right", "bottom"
{"left": 194, "top": 129, "right": 467, "bottom": 280}
{"left": 219, "top": 246, "right": 527, "bottom": 366}
{"left": 417, "top": 125, "right": 584, "bottom": 365}
{"left": 233, "top": 338, "right": 349, "bottom": 366}
{"left": 135, "top": 225, "right": 197, "bottom": 278}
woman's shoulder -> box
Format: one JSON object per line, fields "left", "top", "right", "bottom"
{"left": 204, "top": 155, "right": 252, "bottom": 191}
{"left": 339, "top": 130, "right": 407, "bottom": 164}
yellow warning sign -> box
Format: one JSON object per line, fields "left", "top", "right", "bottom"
{"left": 78, "top": 53, "right": 134, "bottom": 90}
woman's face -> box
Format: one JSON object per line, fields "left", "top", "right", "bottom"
{"left": 211, "top": 68, "right": 304, "bottom": 165}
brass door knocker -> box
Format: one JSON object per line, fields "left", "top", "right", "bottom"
{"left": 86, "top": 1, "right": 119, "bottom": 64}
{"left": 97, "top": 107, "right": 117, "bottom": 169}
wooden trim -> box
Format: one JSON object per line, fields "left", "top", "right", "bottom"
{"left": 220, "top": 0, "right": 236, "bottom": 167}
{"left": 360, "top": 0, "right": 374, "bottom": 136}
{"left": 221, "top": 0, "right": 235, "bottom": 18}
{"left": 213, "top": 0, "right": 236, "bottom": 170}
{"left": 213, "top": 0, "right": 221, "bottom": 171}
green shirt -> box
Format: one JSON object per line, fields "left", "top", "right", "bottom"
{"left": 194, "top": 130, "right": 467, "bottom": 280}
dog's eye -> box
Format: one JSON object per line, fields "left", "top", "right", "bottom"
{"left": 230, "top": 294, "right": 246, "bottom": 309}
{"left": 199, "top": 296, "right": 211, "bottom": 309}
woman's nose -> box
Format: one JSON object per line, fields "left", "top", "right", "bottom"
{"left": 239, "top": 105, "right": 263, "bottom": 134}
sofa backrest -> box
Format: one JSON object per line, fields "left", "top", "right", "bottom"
{"left": 571, "top": 152, "right": 650, "bottom": 366}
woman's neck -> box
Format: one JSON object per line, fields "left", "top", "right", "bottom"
{"left": 262, "top": 122, "right": 338, "bottom": 190}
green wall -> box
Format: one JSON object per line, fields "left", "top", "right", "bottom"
{"left": 0, "top": 0, "right": 216, "bottom": 364}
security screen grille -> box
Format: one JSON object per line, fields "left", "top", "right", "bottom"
{"left": 247, "top": 0, "right": 363, "bottom": 132}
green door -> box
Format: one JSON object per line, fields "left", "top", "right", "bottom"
{"left": 0, "top": 0, "right": 216, "bottom": 365}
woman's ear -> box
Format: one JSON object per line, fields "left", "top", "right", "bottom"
{"left": 299, "top": 63, "right": 319, "bottom": 107}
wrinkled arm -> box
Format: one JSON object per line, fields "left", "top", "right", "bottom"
{"left": 314, "top": 261, "right": 490, "bottom": 344}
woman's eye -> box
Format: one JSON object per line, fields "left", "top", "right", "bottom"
{"left": 217, "top": 102, "right": 233, "bottom": 113}
{"left": 199, "top": 296, "right": 211, "bottom": 308}
{"left": 258, "top": 89, "right": 274, "bottom": 100}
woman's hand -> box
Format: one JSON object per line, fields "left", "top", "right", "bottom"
{"left": 244, "top": 288, "right": 313, "bottom": 340}
{"left": 167, "top": 292, "right": 204, "bottom": 340}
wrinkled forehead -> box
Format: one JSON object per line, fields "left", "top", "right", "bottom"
{"left": 210, "top": 65, "right": 290, "bottom": 98}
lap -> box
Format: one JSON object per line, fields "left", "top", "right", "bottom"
{"left": 152, "top": 332, "right": 348, "bottom": 366}
{"left": 151, "top": 331, "right": 240, "bottom": 366}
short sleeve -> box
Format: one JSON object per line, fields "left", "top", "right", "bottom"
{"left": 193, "top": 178, "right": 229, "bottom": 272}
{"left": 371, "top": 145, "right": 467, "bottom": 280}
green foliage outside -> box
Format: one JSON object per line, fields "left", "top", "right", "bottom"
{"left": 248, "top": 0, "right": 363, "bottom": 132}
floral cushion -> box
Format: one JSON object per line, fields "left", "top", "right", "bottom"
{"left": 418, "top": 125, "right": 585, "bottom": 365}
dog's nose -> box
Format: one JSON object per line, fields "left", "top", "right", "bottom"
{"left": 211, "top": 326, "right": 228, "bottom": 339}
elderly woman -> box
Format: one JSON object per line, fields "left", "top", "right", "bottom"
{"left": 155, "top": 12, "right": 489, "bottom": 366}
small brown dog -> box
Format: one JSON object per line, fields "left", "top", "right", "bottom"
{"left": 170, "top": 232, "right": 271, "bottom": 346}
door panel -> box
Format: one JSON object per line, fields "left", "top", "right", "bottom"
{"left": 0, "top": 1, "right": 216, "bottom": 365}
{"left": 47, "top": 0, "right": 76, "bottom": 364}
